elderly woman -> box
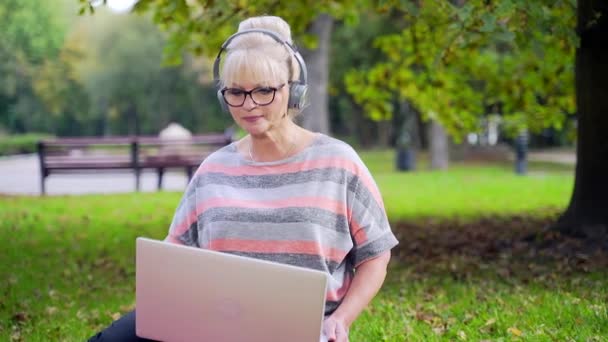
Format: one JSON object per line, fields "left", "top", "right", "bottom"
{"left": 89, "top": 15, "right": 398, "bottom": 342}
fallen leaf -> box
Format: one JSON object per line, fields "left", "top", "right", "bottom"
{"left": 432, "top": 326, "right": 445, "bottom": 335}
{"left": 508, "top": 326, "right": 523, "bottom": 336}
{"left": 484, "top": 318, "right": 496, "bottom": 326}
{"left": 457, "top": 330, "right": 467, "bottom": 340}
{"left": 46, "top": 306, "right": 58, "bottom": 315}
{"left": 10, "top": 331, "right": 21, "bottom": 342}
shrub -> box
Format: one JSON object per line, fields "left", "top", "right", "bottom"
{"left": 0, "top": 133, "right": 54, "bottom": 156}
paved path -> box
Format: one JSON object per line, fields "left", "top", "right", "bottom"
{"left": 0, "top": 154, "right": 191, "bottom": 196}
{"left": 528, "top": 149, "right": 576, "bottom": 165}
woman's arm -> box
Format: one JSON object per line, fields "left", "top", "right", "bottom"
{"left": 323, "top": 251, "right": 391, "bottom": 341}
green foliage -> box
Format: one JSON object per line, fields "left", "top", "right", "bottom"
{"left": 0, "top": 0, "right": 68, "bottom": 134}
{"left": 79, "top": 10, "right": 230, "bottom": 135}
{"left": 329, "top": 12, "right": 410, "bottom": 144}
{"left": 1, "top": 2, "right": 232, "bottom": 137}
{"left": 0, "top": 133, "right": 54, "bottom": 156}
{"left": 81, "top": 0, "right": 365, "bottom": 63}
{"left": 345, "top": 0, "right": 576, "bottom": 140}
{"left": 0, "top": 0, "right": 65, "bottom": 63}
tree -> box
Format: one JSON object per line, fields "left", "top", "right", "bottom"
{"left": 553, "top": 0, "right": 608, "bottom": 238}
{"left": 81, "top": 0, "right": 607, "bottom": 237}
{"left": 345, "top": 1, "right": 575, "bottom": 141}
{"left": 298, "top": 14, "right": 333, "bottom": 134}
{"left": 76, "top": 9, "right": 229, "bottom": 136}
{"left": 0, "top": 0, "right": 67, "bottom": 133}
{"left": 82, "top": 0, "right": 362, "bottom": 135}
{"left": 347, "top": 0, "right": 606, "bottom": 238}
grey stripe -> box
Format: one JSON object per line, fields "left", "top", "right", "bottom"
{"left": 203, "top": 221, "right": 352, "bottom": 250}
{"left": 324, "top": 301, "right": 341, "bottom": 316}
{"left": 352, "top": 231, "right": 399, "bottom": 266}
{"left": 191, "top": 170, "right": 386, "bottom": 226}
{"left": 189, "top": 171, "right": 388, "bottom": 230}
{"left": 178, "top": 222, "right": 199, "bottom": 247}
{"left": 348, "top": 175, "right": 389, "bottom": 230}
{"left": 224, "top": 252, "right": 341, "bottom": 274}
{"left": 199, "top": 207, "right": 350, "bottom": 234}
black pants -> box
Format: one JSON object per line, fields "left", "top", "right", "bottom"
{"left": 88, "top": 310, "right": 157, "bottom": 342}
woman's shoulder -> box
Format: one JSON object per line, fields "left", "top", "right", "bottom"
{"left": 310, "top": 134, "right": 361, "bottom": 161}
{"left": 200, "top": 142, "right": 240, "bottom": 166}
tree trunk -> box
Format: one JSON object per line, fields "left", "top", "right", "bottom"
{"left": 552, "top": 0, "right": 608, "bottom": 238}
{"left": 428, "top": 119, "right": 449, "bottom": 170}
{"left": 401, "top": 100, "right": 422, "bottom": 150}
{"left": 377, "top": 120, "right": 392, "bottom": 147}
{"left": 298, "top": 14, "right": 333, "bottom": 134}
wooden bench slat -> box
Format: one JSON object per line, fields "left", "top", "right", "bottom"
{"left": 37, "top": 133, "right": 232, "bottom": 194}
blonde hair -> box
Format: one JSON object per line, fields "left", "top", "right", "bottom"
{"left": 219, "top": 16, "right": 304, "bottom": 116}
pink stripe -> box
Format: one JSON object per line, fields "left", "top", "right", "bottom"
{"left": 349, "top": 219, "right": 368, "bottom": 245}
{"left": 209, "top": 239, "right": 348, "bottom": 263}
{"left": 197, "top": 157, "right": 384, "bottom": 207}
{"left": 199, "top": 197, "right": 347, "bottom": 213}
{"left": 170, "top": 209, "right": 198, "bottom": 237}
{"left": 164, "top": 235, "right": 184, "bottom": 245}
{"left": 326, "top": 273, "right": 352, "bottom": 302}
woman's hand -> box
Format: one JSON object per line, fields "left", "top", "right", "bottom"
{"left": 323, "top": 315, "right": 349, "bottom": 342}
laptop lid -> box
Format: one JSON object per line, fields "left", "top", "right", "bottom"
{"left": 135, "top": 237, "right": 328, "bottom": 342}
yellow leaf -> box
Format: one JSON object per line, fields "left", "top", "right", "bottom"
{"left": 457, "top": 330, "right": 467, "bottom": 340}
{"left": 507, "top": 327, "right": 523, "bottom": 336}
{"left": 484, "top": 318, "right": 496, "bottom": 326}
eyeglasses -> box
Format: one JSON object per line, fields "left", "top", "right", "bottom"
{"left": 220, "top": 84, "right": 285, "bottom": 107}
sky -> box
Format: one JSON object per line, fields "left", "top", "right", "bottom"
{"left": 91, "top": 0, "right": 138, "bottom": 13}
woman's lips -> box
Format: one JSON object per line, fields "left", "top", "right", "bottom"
{"left": 243, "top": 116, "right": 262, "bottom": 123}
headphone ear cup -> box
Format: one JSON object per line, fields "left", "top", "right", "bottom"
{"left": 288, "top": 83, "right": 308, "bottom": 110}
{"left": 217, "top": 89, "right": 229, "bottom": 113}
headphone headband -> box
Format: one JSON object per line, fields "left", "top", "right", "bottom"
{"left": 212, "top": 28, "right": 308, "bottom": 87}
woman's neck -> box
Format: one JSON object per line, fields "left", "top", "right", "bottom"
{"left": 248, "top": 123, "right": 301, "bottom": 162}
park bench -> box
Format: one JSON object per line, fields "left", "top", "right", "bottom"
{"left": 37, "top": 132, "right": 233, "bottom": 195}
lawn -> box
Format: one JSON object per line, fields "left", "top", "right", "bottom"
{"left": 1, "top": 150, "right": 606, "bottom": 341}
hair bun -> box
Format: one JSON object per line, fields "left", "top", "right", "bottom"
{"left": 237, "top": 16, "right": 293, "bottom": 44}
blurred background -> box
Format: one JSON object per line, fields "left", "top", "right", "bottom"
{"left": 3, "top": 2, "right": 608, "bottom": 341}
{"left": 0, "top": 0, "right": 577, "bottom": 159}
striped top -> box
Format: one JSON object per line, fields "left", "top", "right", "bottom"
{"left": 165, "top": 133, "right": 399, "bottom": 315}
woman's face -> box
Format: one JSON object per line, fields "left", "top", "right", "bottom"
{"left": 224, "top": 80, "right": 289, "bottom": 137}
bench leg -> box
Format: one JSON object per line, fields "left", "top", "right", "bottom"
{"left": 40, "top": 174, "right": 46, "bottom": 196}
{"left": 186, "top": 167, "right": 193, "bottom": 183}
{"left": 135, "top": 169, "right": 141, "bottom": 192}
{"left": 157, "top": 168, "right": 164, "bottom": 191}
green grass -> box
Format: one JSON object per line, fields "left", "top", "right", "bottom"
{"left": 353, "top": 270, "right": 607, "bottom": 341}
{"left": 359, "top": 149, "right": 574, "bottom": 221}
{"left": 1, "top": 150, "right": 604, "bottom": 341}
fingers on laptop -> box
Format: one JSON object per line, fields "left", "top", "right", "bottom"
{"left": 323, "top": 318, "right": 349, "bottom": 342}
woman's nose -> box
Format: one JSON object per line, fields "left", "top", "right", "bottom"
{"left": 242, "top": 93, "right": 257, "bottom": 109}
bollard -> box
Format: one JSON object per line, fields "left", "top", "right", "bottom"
{"left": 514, "top": 130, "right": 528, "bottom": 175}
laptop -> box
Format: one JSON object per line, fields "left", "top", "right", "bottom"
{"left": 135, "top": 237, "right": 329, "bottom": 342}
